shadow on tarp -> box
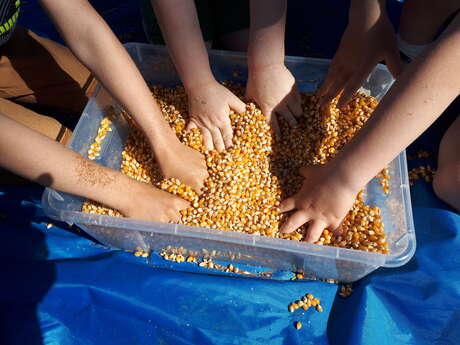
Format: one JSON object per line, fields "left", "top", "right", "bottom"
{"left": 0, "top": 187, "right": 54, "bottom": 345}
{"left": 326, "top": 206, "right": 460, "bottom": 345}
{"left": 325, "top": 97, "right": 460, "bottom": 345}
{"left": 0, "top": 186, "right": 96, "bottom": 345}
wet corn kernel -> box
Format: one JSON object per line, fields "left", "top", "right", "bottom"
{"left": 294, "top": 321, "right": 302, "bottom": 330}
{"left": 82, "top": 84, "right": 389, "bottom": 254}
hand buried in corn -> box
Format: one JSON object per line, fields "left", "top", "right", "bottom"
{"left": 280, "top": 164, "right": 359, "bottom": 242}
{"left": 245, "top": 63, "right": 303, "bottom": 136}
{"left": 118, "top": 181, "right": 190, "bottom": 223}
{"left": 156, "top": 140, "right": 209, "bottom": 193}
{"left": 186, "top": 80, "right": 246, "bottom": 152}
{"left": 317, "top": 2, "right": 402, "bottom": 108}
{"left": 84, "top": 88, "right": 390, "bottom": 253}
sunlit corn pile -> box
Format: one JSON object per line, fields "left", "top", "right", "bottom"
{"left": 82, "top": 83, "right": 389, "bottom": 254}
{"left": 409, "top": 165, "right": 436, "bottom": 185}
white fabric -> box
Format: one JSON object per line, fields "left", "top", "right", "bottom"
{"left": 397, "top": 34, "right": 430, "bottom": 60}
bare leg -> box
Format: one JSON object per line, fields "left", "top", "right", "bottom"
{"left": 433, "top": 116, "right": 460, "bottom": 212}
{"left": 400, "top": 0, "right": 460, "bottom": 44}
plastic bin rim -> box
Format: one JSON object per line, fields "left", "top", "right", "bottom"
{"left": 123, "top": 42, "right": 391, "bottom": 73}
{"left": 43, "top": 187, "right": 408, "bottom": 268}
{"left": 41, "top": 42, "right": 416, "bottom": 270}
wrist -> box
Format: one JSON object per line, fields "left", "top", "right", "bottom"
{"left": 86, "top": 168, "right": 134, "bottom": 212}
{"left": 349, "top": 0, "right": 385, "bottom": 26}
{"left": 248, "top": 61, "right": 286, "bottom": 78}
{"left": 182, "top": 69, "right": 216, "bottom": 91}
{"left": 326, "top": 157, "right": 369, "bottom": 193}
{"left": 108, "top": 173, "right": 150, "bottom": 215}
{"left": 152, "top": 138, "right": 184, "bottom": 164}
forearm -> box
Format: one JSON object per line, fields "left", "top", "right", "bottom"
{"left": 0, "top": 114, "right": 133, "bottom": 211}
{"left": 334, "top": 22, "right": 460, "bottom": 189}
{"left": 349, "top": 0, "right": 386, "bottom": 25}
{"left": 39, "top": 0, "right": 178, "bottom": 153}
{"left": 151, "top": 0, "right": 214, "bottom": 88}
{"left": 248, "top": 0, "right": 287, "bottom": 71}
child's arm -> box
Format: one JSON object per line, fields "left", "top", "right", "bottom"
{"left": 246, "top": 0, "right": 302, "bottom": 135}
{"left": 39, "top": 0, "right": 208, "bottom": 191}
{"left": 0, "top": 114, "right": 189, "bottom": 222}
{"left": 318, "top": 0, "right": 403, "bottom": 108}
{"left": 151, "top": 0, "right": 246, "bottom": 151}
{"left": 280, "top": 14, "right": 460, "bottom": 241}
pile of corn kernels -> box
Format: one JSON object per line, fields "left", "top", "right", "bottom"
{"left": 82, "top": 83, "right": 389, "bottom": 254}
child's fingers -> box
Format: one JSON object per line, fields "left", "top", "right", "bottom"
{"left": 199, "top": 126, "right": 214, "bottom": 151}
{"left": 219, "top": 120, "right": 234, "bottom": 149}
{"left": 317, "top": 62, "right": 341, "bottom": 97}
{"left": 229, "top": 97, "right": 247, "bottom": 114}
{"left": 280, "top": 211, "right": 308, "bottom": 234}
{"left": 280, "top": 197, "right": 296, "bottom": 213}
{"left": 337, "top": 63, "right": 374, "bottom": 108}
{"left": 319, "top": 73, "right": 350, "bottom": 107}
{"left": 209, "top": 126, "right": 226, "bottom": 152}
{"left": 305, "top": 219, "right": 328, "bottom": 243}
{"left": 262, "top": 105, "right": 281, "bottom": 138}
{"left": 384, "top": 45, "right": 404, "bottom": 79}
{"left": 186, "top": 119, "right": 198, "bottom": 131}
{"left": 332, "top": 220, "right": 345, "bottom": 236}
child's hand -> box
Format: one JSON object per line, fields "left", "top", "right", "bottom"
{"left": 186, "top": 81, "right": 246, "bottom": 152}
{"left": 157, "top": 142, "right": 209, "bottom": 193}
{"left": 318, "top": 8, "right": 402, "bottom": 108}
{"left": 245, "top": 64, "right": 302, "bottom": 136}
{"left": 121, "top": 182, "right": 190, "bottom": 223}
{"left": 279, "top": 165, "right": 360, "bottom": 242}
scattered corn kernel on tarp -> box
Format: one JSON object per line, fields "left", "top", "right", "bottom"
{"left": 4, "top": 0, "right": 460, "bottom": 344}
{"left": 0, "top": 185, "right": 458, "bottom": 344}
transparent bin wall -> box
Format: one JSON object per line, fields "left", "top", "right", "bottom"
{"left": 42, "top": 43, "right": 415, "bottom": 282}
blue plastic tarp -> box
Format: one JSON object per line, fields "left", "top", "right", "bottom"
{"left": 1, "top": 105, "right": 460, "bottom": 345}
{"left": 1, "top": 176, "right": 460, "bottom": 345}
{"left": 3, "top": 0, "right": 459, "bottom": 344}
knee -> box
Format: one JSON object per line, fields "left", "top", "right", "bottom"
{"left": 433, "top": 165, "right": 460, "bottom": 211}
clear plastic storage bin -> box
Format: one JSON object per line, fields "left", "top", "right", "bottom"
{"left": 42, "top": 43, "right": 416, "bottom": 282}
